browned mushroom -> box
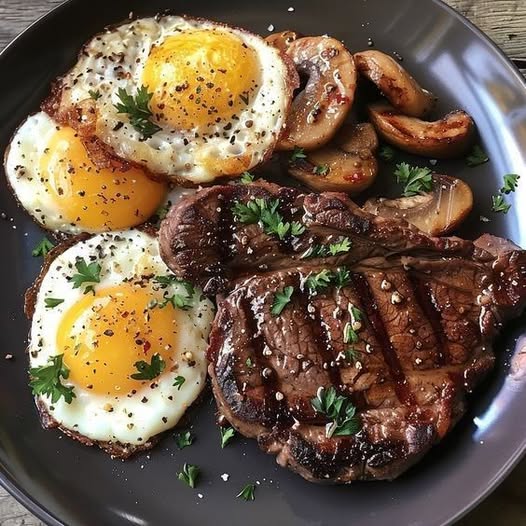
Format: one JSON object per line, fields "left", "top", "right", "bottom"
{"left": 363, "top": 174, "right": 473, "bottom": 236}
{"left": 368, "top": 103, "right": 475, "bottom": 159}
{"left": 287, "top": 123, "right": 378, "bottom": 194}
{"left": 354, "top": 50, "right": 436, "bottom": 118}
{"left": 265, "top": 31, "right": 301, "bottom": 53}
{"left": 277, "top": 36, "right": 357, "bottom": 151}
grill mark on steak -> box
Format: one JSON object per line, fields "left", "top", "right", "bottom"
{"left": 297, "top": 289, "right": 343, "bottom": 392}
{"left": 407, "top": 274, "right": 448, "bottom": 366}
{"left": 351, "top": 273, "right": 416, "bottom": 406}
{"left": 160, "top": 182, "right": 526, "bottom": 483}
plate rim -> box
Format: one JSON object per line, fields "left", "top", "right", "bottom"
{"left": 0, "top": 0, "right": 524, "bottom": 525}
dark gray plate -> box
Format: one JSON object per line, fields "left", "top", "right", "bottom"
{"left": 0, "top": 1, "right": 525, "bottom": 525}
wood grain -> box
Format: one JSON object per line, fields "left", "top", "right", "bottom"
{"left": 0, "top": 1, "right": 524, "bottom": 525}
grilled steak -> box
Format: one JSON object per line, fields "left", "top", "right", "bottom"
{"left": 160, "top": 181, "right": 526, "bottom": 482}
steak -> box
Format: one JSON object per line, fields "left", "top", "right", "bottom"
{"left": 160, "top": 181, "right": 526, "bottom": 482}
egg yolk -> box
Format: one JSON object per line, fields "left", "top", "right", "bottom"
{"left": 40, "top": 126, "right": 167, "bottom": 230}
{"left": 142, "top": 29, "right": 260, "bottom": 130}
{"left": 57, "top": 284, "right": 178, "bottom": 396}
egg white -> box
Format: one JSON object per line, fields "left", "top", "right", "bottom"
{"left": 4, "top": 111, "right": 166, "bottom": 234}
{"left": 52, "top": 15, "right": 294, "bottom": 183}
{"left": 28, "top": 229, "right": 215, "bottom": 446}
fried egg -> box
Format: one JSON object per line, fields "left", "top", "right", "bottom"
{"left": 49, "top": 15, "right": 296, "bottom": 183}
{"left": 4, "top": 112, "right": 167, "bottom": 234}
{"left": 28, "top": 229, "right": 214, "bottom": 449}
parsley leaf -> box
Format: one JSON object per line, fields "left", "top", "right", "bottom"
{"left": 114, "top": 85, "right": 161, "bottom": 140}
{"left": 343, "top": 322, "right": 359, "bottom": 344}
{"left": 71, "top": 258, "right": 101, "bottom": 294}
{"left": 290, "top": 146, "right": 307, "bottom": 162}
{"left": 300, "top": 237, "right": 353, "bottom": 259}
{"left": 329, "top": 237, "right": 352, "bottom": 256}
{"left": 344, "top": 348, "right": 361, "bottom": 363}
{"left": 32, "top": 237, "right": 54, "bottom": 257}
{"left": 237, "top": 483, "right": 256, "bottom": 501}
{"left": 220, "top": 426, "right": 236, "bottom": 448}
{"left": 501, "top": 174, "right": 520, "bottom": 194}
{"left": 313, "top": 164, "right": 329, "bottom": 176}
{"left": 350, "top": 306, "right": 363, "bottom": 322}
{"left": 173, "top": 375, "right": 186, "bottom": 390}
{"left": 131, "top": 354, "right": 165, "bottom": 381}
{"left": 394, "top": 163, "right": 433, "bottom": 197}
{"left": 466, "top": 145, "right": 489, "bottom": 167}
{"left": 491, "top": 194, "right": 511, "bottom": 214}
{"left": 311, "top": 386, "right": 361, "bottom": 438}
{"left": 379, "top": 145, "right": 395, "bottom": 162}
{"left": 333, "top": 267, "right": 351, "bottom": 288}
{"left": 271, "top": 286, "right": 294, "bottom": 316}
{"left": 291, "top": 221, "right": 306, "bottom": 236}
{"left": 175, "top": 430, "right": 193, "bottom": 449}
{"left": 178, "top": 463, "right": 200, "bottom": 488}
{"left": 240, "top": 172, "right": 255, "bottom": 184}
{"left": 153, "top": 276, "right": 195, "bottom": 311}
{"left": 232, "top": 198, "right": 304, "bottom": 241}
{"left": 29, "top": 354, "right": 75, "bottom": 404}
{"left": 306, "top": 269, "right": 333, "bottom": 292}
{"left": 88, "top": 89, "right": 101, "bottom": 101}
{"left": 44, "top": 298, "right": 64, "bottom": 309}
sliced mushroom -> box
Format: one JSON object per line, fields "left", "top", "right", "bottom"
{"left": 354, "top": 50, "right": 436, "bottom": 118}
{"left": 368, "top": 103, "right": 475, "bottom": 159}
{"left": 287, "top": 123, "right": 378, "bottom": 194}
{"left": 265, "top": 31, "right": 301, "bottom": 53}
{"left": 363, "top": 174, "right": 473, "bottom": 236}
{"left": 277, "top": 36, "right": 357, "bottom": 151}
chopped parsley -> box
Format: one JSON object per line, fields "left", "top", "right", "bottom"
{"left": 178, "top": 463, "right": 200, "bottom": 488}
{"left": 300, "top": 237, "right": 352, "bottom": 259}
{"left": 240, "top": 172, "right": 255, "bottom": 184}
{"left": 501, "top": 174, "right": 520, "bottom": 194}
{"left": 333, "top": 267, "right": 351, "bottom": 288}
{"left": 350, "top": 306, "right": 363, "bottom": 321}
{"left": 44, "top": 298, "right": 64, "bottom": 309}
{"left": 114, "top": 85, "right": 161, "bottom": 140}
{"left": 394, "top": 162, "right": 433, "bottom": 197}
{"left": 175, "top": 430, "right": 194, "bottom": 449}
{"left": 313, "top": 164, "right": 330, "bottom": 176}
{"left": 237, "top": 483, "right": 256, "bottom": 501}
{"left": 245, "top": 357, "right": 254, "bottom": 368}
{"left": 290, "top": 146, "right": 307, "bottom": 162}
{"left": 88, "top": 89, "right": 102, "bottom": 101}
{"left": 305, "top": 269, "right": 333, "bottom": 292}
{"left": 311, "top": 386, "right": 361, "bottom": 438}
{"left": 29, "top": 354, "right": 75, "bottom": 404}
{"left": 152, "top": 276, "right": 195, "bottom": 311}
{"left": 271, "top": 286, "right": 294, "bottom": 316}
{"left": 71, "top": 258, "right": 101, "bottom": 295}
{"left": 220, "top": 426, "right": 236, "bottom": 448}
{"left": 131, "top": 354, "right": 165, "bottom": 381}
{"left": 343, "top": 322, "right": 359, "bottom": 344}
{"left": 491, "top": 194, "right": 511, "bottom": 214}
{"left": 466, "top": 145, "right": 489, "bottom": 167}
{"left": 173, "top": 375, "right": 186, "bottom": 390}
{"left": 32, "top": 237, "right": 54, "bottom": 257}
{"left": 344, "top": 348, "right": 361, "bottom": 363}
{"left": 232, "top": 198, "right": 305, "bottom": 240}
{"left": 379, "top": 145, "right": 395, "bottom": 162}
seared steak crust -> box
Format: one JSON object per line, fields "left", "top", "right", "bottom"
{"left": 160, "top": 181, "right": 526, "bottom": 482}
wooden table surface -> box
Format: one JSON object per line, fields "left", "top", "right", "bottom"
{"left": 0, "top": 0, "right": 525, "bottom": 524}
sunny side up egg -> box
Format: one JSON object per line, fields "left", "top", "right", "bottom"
{"left": 4, "top": 112, "right": 167, "bottom": 234}
{"left": 47, "top": 16, "right": 297, "bottom": 183}
{"left": 27, "top": 229, "right": 214, "bottom": 453}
